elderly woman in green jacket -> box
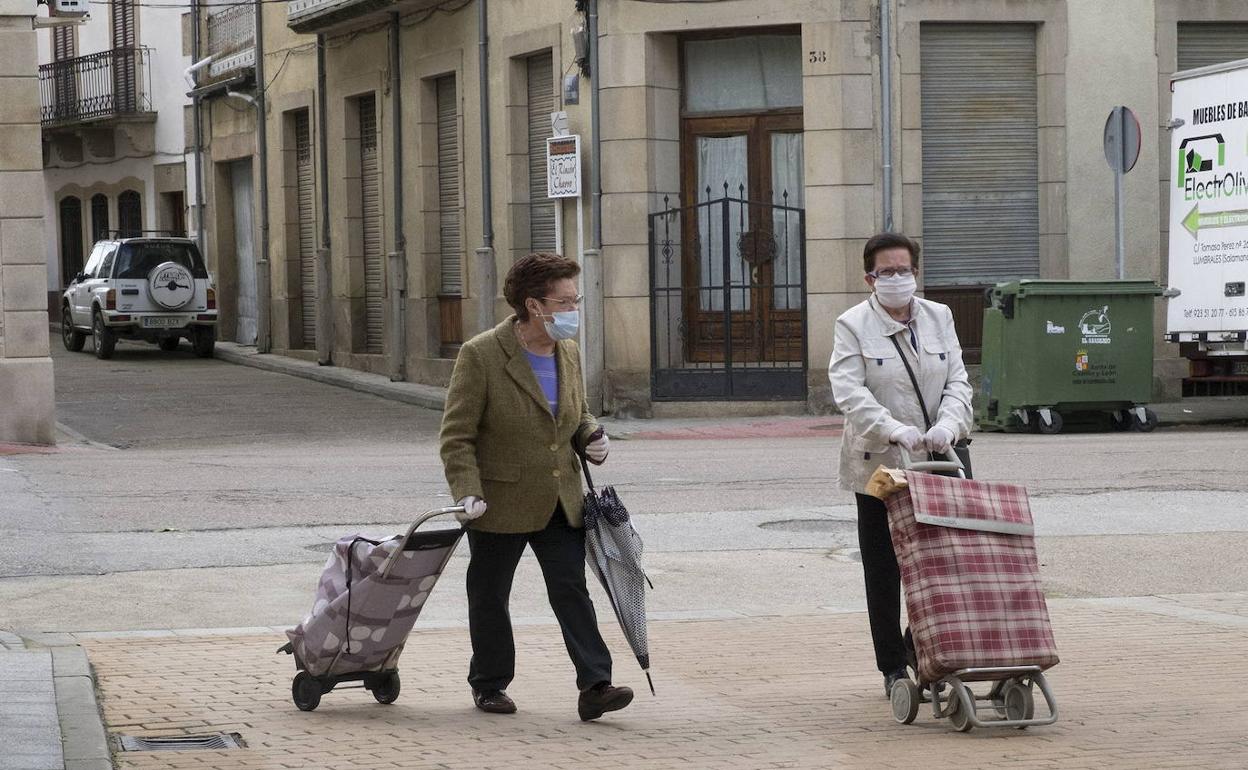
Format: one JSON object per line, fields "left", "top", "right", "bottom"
{"left": 439, "top": 252, "right": 633, "bottom": 722}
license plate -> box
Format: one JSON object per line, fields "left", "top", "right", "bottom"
{"left": 142, "top": 316, "right": 183, "bottom": 329}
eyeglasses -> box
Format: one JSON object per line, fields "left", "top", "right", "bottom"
{"left": 541, "top": 294, "right": 583, "bottom": 310}
{"left": 868, "top": 267, "right": 915, "bottom": 279}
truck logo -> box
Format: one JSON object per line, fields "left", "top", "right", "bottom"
{"left": 1046, "top": 321, "right": 1066, "bottom": 335}
{"left": 1177, "top": 134, "right": 1225, "bottom": 188}
{"left": 1079, "top": 306, "right": 1112, "bottom": 344}
{"left": 1075, "top": 350, "right": 1089, "bottom": 372}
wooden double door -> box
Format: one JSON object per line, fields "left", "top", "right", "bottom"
{"left": 679, "top": 113, "right": 805, "bottom": 365}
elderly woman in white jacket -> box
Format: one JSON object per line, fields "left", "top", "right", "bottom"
{"left": 828, "top": 232, "right": 973, "bottom": 697}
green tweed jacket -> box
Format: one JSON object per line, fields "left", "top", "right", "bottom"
{"left": 439, "top": 316, "right": 600, "bottom": 534}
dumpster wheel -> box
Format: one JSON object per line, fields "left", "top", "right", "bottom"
{"left": 1036, "top": 410, "right": 1063, "bottom": 435}
{"left": 1132, "top": 408, "right": 1159, "bottom": 432}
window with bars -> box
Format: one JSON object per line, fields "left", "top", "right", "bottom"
{"left": 118, "top": 190, "right": 142, "bottom": 237}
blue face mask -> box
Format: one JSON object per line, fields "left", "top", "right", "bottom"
{"left": 543, "top": 310, "right": 580, "bottom": 341}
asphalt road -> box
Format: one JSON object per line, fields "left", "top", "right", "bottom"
{"left": 0, "top": 336, "right": 1245, "bottom": 631}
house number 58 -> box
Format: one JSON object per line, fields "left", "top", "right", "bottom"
{"left": 809, "top": 50, "right": 827, "bottom": 63}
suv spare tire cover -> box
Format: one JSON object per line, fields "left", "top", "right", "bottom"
{"left": 148, "top": 261, "right": 195, "bottom": 310}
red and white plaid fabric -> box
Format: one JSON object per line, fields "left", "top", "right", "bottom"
{"left": 885, "top": 471, "right": 1059, "bottom": 684}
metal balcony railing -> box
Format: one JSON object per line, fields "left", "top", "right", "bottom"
{"left": 287, "top": 0, "right": 443, "bottom": 35}
{"left": 39, "top": 47, "right": 153, "bottom": 127}
{"left": 206, "top": 4, "right": 256, "bottom": 78}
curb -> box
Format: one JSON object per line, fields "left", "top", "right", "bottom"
{"left": 50, "top": 646, "right": 113, "bottom": 770}
{"left": 212, "top": 343, "right": 447, "bottom": 412}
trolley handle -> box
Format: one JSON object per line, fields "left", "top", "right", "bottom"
{"left": 896, "top": 448, "right": 967, "bottom": 478}
{"left": 379, "top": 505, "right": 466, "bottom": 578}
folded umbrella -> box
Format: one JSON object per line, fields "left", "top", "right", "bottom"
{"left": 579, "top": 453, "right": 655, "bottom": 695}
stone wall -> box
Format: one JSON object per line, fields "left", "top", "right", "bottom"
{"left": 0, "top": 3, "right": 56, "bottom": 444}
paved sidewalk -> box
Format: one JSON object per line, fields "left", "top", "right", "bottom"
{"left": 79, "top": 595, "right": 1248, "bottom": 769}
{"left": 0, "top": 631, "right": 111, "bottom": 770}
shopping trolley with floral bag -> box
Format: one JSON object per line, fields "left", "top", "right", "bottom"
{"left": 870, "top": 455, "right": 1060, "bottom": 732}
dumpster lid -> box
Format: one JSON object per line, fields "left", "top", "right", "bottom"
{"left": 907, "top": 472, "right": 1035, "bottom": 536}
{"left": 993, "top": 280, "right": 1163, "bottom": 298}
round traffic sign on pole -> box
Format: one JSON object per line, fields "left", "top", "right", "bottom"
{"left": 1104, "top": 105, "right": 1142, "bottom": 173}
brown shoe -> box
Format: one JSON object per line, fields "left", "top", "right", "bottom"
{"left": 577, "top": 682, "right": 633, "bottom": 721}
{"left": 473, "top": 689, "right": 517, "bottom": 714}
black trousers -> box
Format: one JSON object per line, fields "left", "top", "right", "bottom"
{"left": 855, "top": 493, "right": 909, "bottom": 674}
{"left": 466, "top": 506, "right": 613, "bottom": 693}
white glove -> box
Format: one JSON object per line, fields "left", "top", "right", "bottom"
{"left": 889, "top": 425, "right": 925, "bottom": 452}
{"left": 585, "top": 434, "right": 610, "bottom": 464}
{"left": 923, "top": 425, "right": 955, "bottom": 454}
{"left": 455, "top": 496, "right": 487, "bottom": 523}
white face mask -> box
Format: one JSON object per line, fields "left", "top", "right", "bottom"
{"left": 874, "top": 273, "right": 917, "bottom": 309}
{"left": 543, "top": 310, "right": 580, "bottom": 341}
{"left": 530, "top": 303, "right": 580, "bottom": 341}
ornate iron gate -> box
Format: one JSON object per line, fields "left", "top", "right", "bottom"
{"left": 649, "top": 187, "right": 807, "bottom": 401}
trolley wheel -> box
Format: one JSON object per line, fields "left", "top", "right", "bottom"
{"left": 370, "top": 671, "right": 401, "bottom": 704}
{"left": 1132, "top": 408, "right": 1159, "bottom": 433}
{"left": 1003, "top": 681, "right": 1035, "bottom": 724}
{"left": 1037, "top": 410, "right": 1063, "bottom": 435}
{"left": 292, "top": 672, "right": 322, "bottom": 712}
{"left": 947, "top": 690, "right": 974, "bottom": 732}
{"left": 891, "top": 679, "right": 920, "bottom": 725}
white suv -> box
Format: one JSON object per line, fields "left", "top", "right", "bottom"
{"left": 61, "top": 237, "right": 218, "bottom": 360}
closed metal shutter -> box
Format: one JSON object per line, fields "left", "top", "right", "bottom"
{"left": 1178, "top": 23, "right": 1248, "bottom": 71}
{"left": 52, "top": 27, "right": 76, "bottom": 117}
{"left": 437, "top": 75, "right": 462, "bottom": 295}
{"left": 527, "top": 52, "right": 556, "bottom": 253}
{"left": 359, "top": 94, "right": 384, "bottom": 353}
{"left": 920, "top": 24, "right": 1039, "bottom": 286}
{"left": 295, "top": 110, "right": 316, "bottom": 348}
{"left": 111, "top": 0, "right": 136, "bottom": 112}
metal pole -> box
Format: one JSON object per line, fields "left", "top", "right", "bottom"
{"left": 191, "top": 0, "right": 205, "bottom": 256}
{"left": 316, "top": 34, "right": 333, "bottom": 365}
{"left": 475, "top": 0, "right": 496, "bottom": 333}
{"left": 880, "top": 0, "right": 894, "bottom": 232}
{"left": 389, "top": 12, "right": 407, "bottom": 381}
{"left": 254, "top": 0, "right": 271, "bottom": 352}
{"left": 1114, "top": 108, "right": 1127, "bottom": 280}
{"left": 585, "top": 0, "right": 604, "bottom": 412}
{"left": 588, "top": 0, "right": 601, "bottom": 250}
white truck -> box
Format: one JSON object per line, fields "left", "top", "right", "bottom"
{"left": 1167, "top": 59, "right": 1248, "bottom": 396}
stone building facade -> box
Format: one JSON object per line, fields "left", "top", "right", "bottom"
{"left": 194, "top": 0, "right": 1248, "bottom": 416}
{"left": 2, "top": 0, "right": 55, "bottom": 444}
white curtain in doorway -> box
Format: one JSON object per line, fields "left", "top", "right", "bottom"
{"left": 771, "top": 132, "right": 804, "bottom": 310}
{"left": 697, "top": 135, "right": 749, "bottom": 312}
{"left": 683, "top": 35, "right": 803, "bottom": 114}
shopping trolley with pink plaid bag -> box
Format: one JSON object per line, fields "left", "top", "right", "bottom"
{"left": 880, "top": 455, "right": 1059, "bottom": 732}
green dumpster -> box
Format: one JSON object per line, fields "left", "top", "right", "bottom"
{"left": 976, "top": 280, "right": 1163, "bottom": 434}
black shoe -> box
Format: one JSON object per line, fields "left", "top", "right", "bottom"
{"left": 578, "top": 682, "right": 634, "bottom": 721}
{"left": 473, "top": 689, "right": 517, "bottom": 714}
{"left": 883, "top": 667, "right": 909, "bottom": 699}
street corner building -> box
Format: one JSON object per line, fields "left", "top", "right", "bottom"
{"left": 39, "top": 1, "right": 1248, "bottom": 416}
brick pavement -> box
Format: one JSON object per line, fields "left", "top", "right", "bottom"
{"left": 82, "top": 599, "right": 1248, "bottom": 770}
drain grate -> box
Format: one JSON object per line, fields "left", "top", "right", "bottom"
{"left": 118, "top": 733, "right": 245, "bottom": 751}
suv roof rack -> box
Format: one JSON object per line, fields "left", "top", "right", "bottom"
{"left": 105, "top": 230, "right": 190, "bottom": 239}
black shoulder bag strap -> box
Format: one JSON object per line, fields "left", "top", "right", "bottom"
{"left": 889, "top": 333, "right": 973, "bottom": 477}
